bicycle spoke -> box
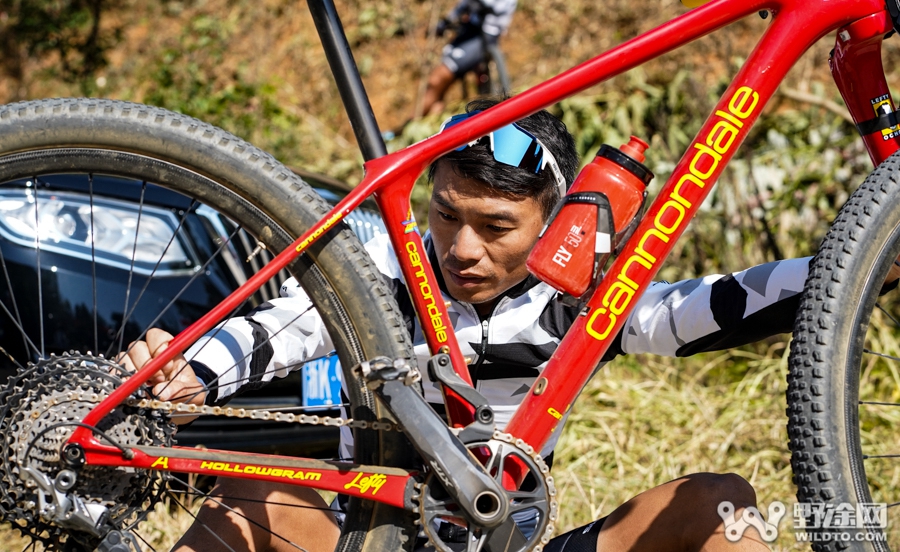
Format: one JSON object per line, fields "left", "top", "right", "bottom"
{"left": 0, "top": 299, "right": 35, "bottom": 370}
{"left": 114, "top": 199, "right": 198, "bottom": 348}
{"left": 863, "top": 454, "right": 900, "bottom": 459}
{"left": 113, "top": 222, "right": 245, "bottom": 361}
{"left": 32, "top": 181, "right": 44, "bottom": 359}
{"left": 859, "top": 400, "right": 900, "bottom": 407}
{"left": 114, "top": 181, "right": 147, "bottom": 357}
{"left": 167, "top": 478, "right": 312, "bottom": 552}
{"left": 165, "top": 490, "right": 240, "bottom": 552}
{"left": 0, "top": 265, "right": 39, "bottom": 363}
{"left": 876, "top": 302, "right": 900, "bottom": 328}
{"left": 863, "top": 349, "right": 900, "bottom": 363}
{"left": 0, "top": 210, "right": 33, "bottom": 365}
{"left": 129, "top": 529, "right": 157, "bottom": 552}
{"left": 89, "top": 173, "right": 99, "bottom": 354}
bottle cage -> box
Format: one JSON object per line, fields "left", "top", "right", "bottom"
{"left": 539, "top": 191, "right": 615, "bottom": 303}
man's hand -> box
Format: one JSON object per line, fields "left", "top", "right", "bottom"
{"left": 119, "top": 328, "right": 207, "bottom": 424}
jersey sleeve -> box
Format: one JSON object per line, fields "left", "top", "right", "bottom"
{"left": 618, "top": 257, "right": 811, "bottom": 357}
{"left": 184, "top": 280, "right": 334, "bottom": 403}
{"left": 185, "top": 234, "right": 400, "bottom": 404}
{"left": 481, "top": 0, "right": 517, "bottom": 35}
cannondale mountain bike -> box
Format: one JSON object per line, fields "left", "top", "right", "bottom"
{"left": 3, "top": 0, "right": 900, "bottom": 551}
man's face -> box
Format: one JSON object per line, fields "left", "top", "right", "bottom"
{"left": 428, "top": 162, "right": 545, "bottom": 316}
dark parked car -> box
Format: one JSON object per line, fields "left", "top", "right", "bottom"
{"left": 0, "top": 168, "right": 385, "bottom": 457}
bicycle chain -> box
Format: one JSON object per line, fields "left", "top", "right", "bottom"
{"left": 126, "top": 397, "right": 399, "bottom": 431}
{"left": 416, "top": 430, "right": 557, "bottom": 552}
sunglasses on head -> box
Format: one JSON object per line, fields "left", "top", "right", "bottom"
{"left": 438, "top": 110, "right": 567, "bottom": 198}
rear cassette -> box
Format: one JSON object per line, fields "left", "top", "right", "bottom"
{"left": 0, "top": 353, "right": 174, "bottom": 551}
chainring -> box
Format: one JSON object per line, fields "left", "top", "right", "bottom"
{"left": 0, "top": 353, "right": 174, "bottom": 551}
{"left": 417, "top": 432, "right": 557, "bottom": 552}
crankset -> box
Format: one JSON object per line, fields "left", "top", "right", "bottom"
{"left": 415, "top": 432, "right": 557, "bottom": 552}
{"left": 0, "top": 353, "right": 174, "bottom": 551}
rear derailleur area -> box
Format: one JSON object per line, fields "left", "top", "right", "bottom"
{"left": 0, "top": 353, "right": 174, "bottom": 551}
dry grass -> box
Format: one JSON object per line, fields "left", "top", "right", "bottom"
{"left": 554, "top": 341, "right": 806, "bottom": 550}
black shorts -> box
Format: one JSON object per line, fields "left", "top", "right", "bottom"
{"left": 543, "top": 517, "right": 606, "bottom": 552}
{"left": 441, "top": 25, "right": 499, "bottom": 77}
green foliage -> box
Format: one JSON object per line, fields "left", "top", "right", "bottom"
{"left": 137, "top": 10, "right": 362, "bottom": 182}
{"left": 0, "top": 0, "right": 122, "bottom": 94}
{"left": 350, "top": 3, "right": 414, "bottom": 46}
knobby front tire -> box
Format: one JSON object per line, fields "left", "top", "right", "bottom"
{"left": 788, "top": 150, "right": 900, "bottom": 551}
{"left": 0, "top": 98, "right": 418, "bottom": 552}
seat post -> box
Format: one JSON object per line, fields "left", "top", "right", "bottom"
{"left": 307, "top": 0, "right": 387, "bottom": 162}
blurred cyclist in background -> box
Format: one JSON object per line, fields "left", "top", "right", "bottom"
{"left": 422, "top": 0, "right": 516, "bottom": 115}
{"left": 386, "top": 0, "right": 517, "bottom": 139}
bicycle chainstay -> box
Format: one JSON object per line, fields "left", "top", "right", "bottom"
{"left": 69, "top": 389, "right": 559, "bottom": 552}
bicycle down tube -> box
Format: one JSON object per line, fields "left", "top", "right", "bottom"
{"left": 68, "top": 0, "right": 900, "bottom": 501}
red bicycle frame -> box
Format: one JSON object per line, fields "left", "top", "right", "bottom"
{"left": 67, "top": 0, "right": 900, "bottom": 511}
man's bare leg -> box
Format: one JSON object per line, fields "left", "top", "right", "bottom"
{"left": 386, "top": 63, "right": 456, "bottom": 137}
{"left": 172, "top": 478, "right": 339, "bottom": 552}
{"left": 595, "top": 473, "right": 771, "bottom": 551}
{"left": 419, "top": 64, "right": 456, "bottom": 118}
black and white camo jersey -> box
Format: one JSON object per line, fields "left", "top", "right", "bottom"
{"left": 450, "top": 0, "right": 517, "bottom": 36}
{"left": 186, "top": 232, "right": 811, "bottom": 459}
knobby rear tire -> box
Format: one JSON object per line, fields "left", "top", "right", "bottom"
{"left": 0, "top": 98, "right": 418, "bottom": 552}
{"left": 788, "top": 150, "right": 900, "bottom": 551}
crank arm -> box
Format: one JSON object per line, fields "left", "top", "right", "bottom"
{"left": 364, "top": 368, "right": 509, "bottom": 528}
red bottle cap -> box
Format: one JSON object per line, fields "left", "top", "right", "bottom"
{"left": 619, "top": 136, "right": 649, "bottom": 163}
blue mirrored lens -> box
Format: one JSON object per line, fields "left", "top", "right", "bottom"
{"left": 491, "top": 124, "right": 543, "bottom": 173}
{"left": 438, "top": 110, "right": 544, "bottom": 171}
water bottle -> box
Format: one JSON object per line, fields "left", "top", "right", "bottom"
{"left": 526, "top": 136, "right": 653, "bottom": 298}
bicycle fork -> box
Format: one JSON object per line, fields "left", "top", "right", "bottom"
{"left": 830, "top": 10, "right": 900, "bottom": 167}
